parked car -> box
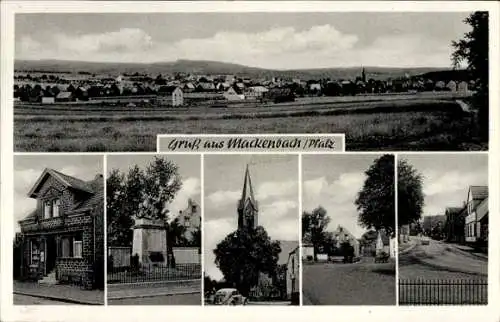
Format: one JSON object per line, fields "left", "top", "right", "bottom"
{"left": 213, "top": 288, "right": 248, "bottom": 305}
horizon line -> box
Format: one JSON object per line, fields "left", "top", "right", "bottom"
{"left": 14, "top": 58, "right": 454, "bottom": 72}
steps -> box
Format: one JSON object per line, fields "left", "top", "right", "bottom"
{"left": 39, "top": 271, "right": 57, "bottom": 285}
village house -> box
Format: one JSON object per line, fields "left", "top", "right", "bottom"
{"left": 157, "top": 85, "right": 184, "bottom": 106}
{"left": 55, "top": 91, "right": 75, "bottom": 103}
{"left": 302, "top": 243, "right": 315, "bottom": 261}
{"left": 331, "top": 225, "right": 360, "bottom": 257}
{"left": 174, "top": 198, "right": 201, "bottom": 241}
{"left": 244, "top": 86, "right": 269, "bottom": 100}
{"left": 444, "top": 206, "right": 467, "bottom": 243}
{"left": 465, "top": 186, "right": 488, "bottom": 244}
{"left": 223, "top": 87, "right": 245, "bottom": 101}
{"left": 286, "top": 246, "right": 299, "bottom": 304}
{"left": 16, "top": 169, "right": 104, "bottom": 290}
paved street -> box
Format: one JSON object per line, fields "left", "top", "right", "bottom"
{"left": 303, "top": 257, "right": 396, "bottom": 305}
{"left": 399, "top": 237, "right": 488, "bottom": 279}
{"left": 109, "top": 293, "right": 201, "bottom": 305}
{"left": 398, "top": 237, "right": 488, "bottom": 305}
{"left": 13, "top": 281, "right": 104, "bottom": 305}
{"left": 14, "top": 294, "right": 74, "bottom": 305}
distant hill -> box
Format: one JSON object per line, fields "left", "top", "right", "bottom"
{"left": 15, "top": 59, "right": 451, "bottom": 81}
{"left": 419, "top": 69, "right": 471, "bottom": 82}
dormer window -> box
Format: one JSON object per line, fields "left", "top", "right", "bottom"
{"left": 43, "top": 198, "right": 60, "bottom": 219}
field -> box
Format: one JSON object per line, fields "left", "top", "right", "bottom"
{"left": 14, "top": 92, "right": 486, "bottom": 152}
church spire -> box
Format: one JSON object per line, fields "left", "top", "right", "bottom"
{"left": 241, "top": 164, "right": 256, "bottom": 205}
{"left": 237, "top": 164, "right": 258, "bottom": 230}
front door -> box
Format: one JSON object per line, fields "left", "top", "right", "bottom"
{"left": 45, "top": 236, "right": 57, "bottom": 274}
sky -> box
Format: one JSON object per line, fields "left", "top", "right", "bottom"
{"left": 14, "top": 154, "right": 103, "bottom": 232}
{"left": 204, "top": 154, "right": 299, "bottom": 280}
{"left": 399, "top": 154, "right": 488, "bottom": 218}
{"left": 106, "top": 154, "right": 201, "bottom": 220}
{"left": 302, "top": 154, "right": 393, "bottom": 239}
{"left": 14, "top": 12, "right": 471, "bottom": 69}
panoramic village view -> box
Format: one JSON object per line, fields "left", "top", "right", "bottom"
{"left": 105, "top": 154, "right": 202, "bottom": 305}
{"left": 203, "top": 155, "right": 299, "bottom": 305}
{"left": 13, "top": 11, "right": 488, "bottom": 152}
{"left": 397, "top": 154, "right": 488, "bottom": 305}
{"left": 12, "top": 155, "right": 105, "bottom": 305}
{"left": 301, "top": 154, "right": 396, "bottom": 305}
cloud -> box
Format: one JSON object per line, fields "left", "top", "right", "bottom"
{"left": 420, "top": 168, "right": 487, "bottom": 216}
{"left": 256, "top": 180, "right": 297, "bottom": 201}
{"left": 303, "top": 172, "right": 367, "bottom": 238}
{"left": 207, "top": 190, "right": 240, "bottom": 208}
{"left": 423, "top": 170, "right": 483, "bottom": 197}
{"left": 15, "top": 24, "right": 454, "bottom": 68}
{"left": 260, "top": 200, "right": 299, "bottom": 240}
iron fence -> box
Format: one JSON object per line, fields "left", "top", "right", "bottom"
{"left": 399, "top": 279, "right": 488, "bottom": 305}
{"left": 107, "top": 263, "right": 201, "bottom": 284}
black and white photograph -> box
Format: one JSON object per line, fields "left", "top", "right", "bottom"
{"left": 397, "top": 153, "right": 488, "bottom": 305}
{"left": 301, "top": 154, "right": 396, "bottom": 305}
{"left": 12, "top": 154, "right": 105, "bottom": 305}
{"left": 203, "top": 155, "right": 299, "bottom": 306}
{"left": 13, "top": 11, "right": 488, "bottom": 152}
{"left": 105, "top": 154, "right": 201, "bottom": 305}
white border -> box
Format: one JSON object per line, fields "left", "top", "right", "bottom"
{"left": 1, "top": 1, "right": 499, "bottom": 322}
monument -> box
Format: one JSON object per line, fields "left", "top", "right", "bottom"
{"left": 132, "top": 218, "right": 168, "bottom": 264}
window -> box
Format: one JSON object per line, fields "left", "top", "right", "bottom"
{"left": 61, "top": 234, "right": 82, "bottom": 258}
{"left": 43, "top": 198, "right": 60, "bottom": 219}
{"left": 44, "top": 201, "right": 52, "bottom": 219}
{"left": 184, "top": 217, "right": 191, "bottom": 228}
{"left": 52, "top": 199, "right": 60, "bottom": 217}
{"left": 61, "top": 237, "right": 71, "bottom": 257}
{"left": 73, "top": 239, "right": 83, "bottom": 258}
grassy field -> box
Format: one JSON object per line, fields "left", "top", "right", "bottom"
{"left": 14, "top": 98, "right": 487, "bottom": 152}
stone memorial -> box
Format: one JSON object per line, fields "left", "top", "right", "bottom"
{"left": 132, "top": 218, "right": 168, "bottom": 264}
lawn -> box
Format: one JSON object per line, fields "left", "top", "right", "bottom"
{"left": 14, "top": 99, "right": 487, "bottom": 152}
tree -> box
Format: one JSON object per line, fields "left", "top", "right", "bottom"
{"left": 355, "top": 154, "right": 395, "bottom": 237}
{"left": 137, "top": 157, "right": 183, "bottom": 267}
{"left": 398, "top": 159, "right": 424, "bottom": 229}
{"left": 213, "top": 226, "right": 281, "bottom": 296}
{"left": 167, "top": 218, "right": 188, "bottom": 247}
{"left": 189, "top": 227, "right": 202, "bottom": 249}
{"left": 452, "top": 11, "right": 489, "bottom": 142}
{"left": 106, "top": 169, "right": 134, "bottom": 247}
{"left": 302, "top": 206, "right": 331, "bottom": 260}
{"left": 106, "top": 157, "right": 183, "bottom": 267}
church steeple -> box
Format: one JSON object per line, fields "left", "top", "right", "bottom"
{"left": 237, "top": 164, "right": 258, "bottom": 230}
{"left": 361, "top": 66, "right": 366, "bottom": 83}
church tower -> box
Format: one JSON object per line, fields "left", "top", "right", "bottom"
{"left": 237, "top": 164, "right": 258, "bottom": 231}
{"left": 361, "top": 66, "right": 366, "bottom": 83}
